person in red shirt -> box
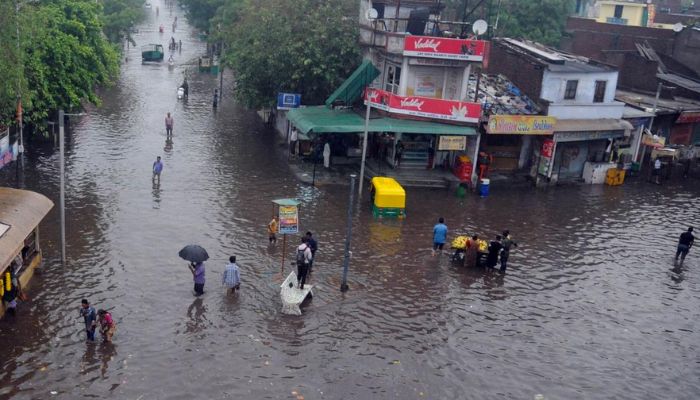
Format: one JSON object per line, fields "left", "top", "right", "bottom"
{"left": 98, "top": 310, "right": 116, "bottom": 343}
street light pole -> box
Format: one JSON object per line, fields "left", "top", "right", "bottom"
{"left": 340, "top": 174, "right": 356, "bottom": 292}
{"left": 15, "top": 0, "right": 24, "bottom": 162}
{"left": 358, "top": 95, "right": 371, "bottom": 195}
{"left": 58, "top": 110, "right": 66, "bottom": 263}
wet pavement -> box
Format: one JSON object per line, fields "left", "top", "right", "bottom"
{"left": 1, "top": 3, "right": 700, "bottom": 399}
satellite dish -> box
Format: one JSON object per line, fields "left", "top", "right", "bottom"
{"left": 366, "top": 8, "right": 378, "bottom": 21}
{"left": 472, "top": 19, "right": 488, "bottom": 36}
{"left": 672, "top": 22, "right": 684, "bottom": 32}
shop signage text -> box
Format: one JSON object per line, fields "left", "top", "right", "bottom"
{"left": 366, "top": 88, "right": 481, "bottom": 124}
{"left": 403, "top": 36, "right": 487, "bottom": 62}
{"left": 487, "top": 115, "right": 557, "bottom": 135}
{"left": 438, "top": 136, "right": 467, "bottom": 151}
{"left": 278, "top": 205, "right": 299, "bottom": 234}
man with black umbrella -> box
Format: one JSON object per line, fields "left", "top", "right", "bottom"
{"left": 189, "top": 261, "right": 205, "bottom": 296}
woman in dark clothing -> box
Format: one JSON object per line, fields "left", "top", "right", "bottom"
{"left": 486, "top": 235, "right": 503, "bottom": 269}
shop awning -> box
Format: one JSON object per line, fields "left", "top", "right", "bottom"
{"left": 324, "top": 60, "right": 380, "bottom": 108}
{"left": 288, "top": 107, "right": 476, "bottom": 136}
{"left": 554, "top": 118, "right": 633, "bottom": 133}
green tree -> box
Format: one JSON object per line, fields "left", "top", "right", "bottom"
{"left": 179, "top": 0, "right": 226, "bottom": 33}
{"left": 17, "top": 0, "right": 118, "bottom": 124}
{"left": 496, "top": 0, "right": 575, "bottom": 46}
{"left": 223, "top": 0, "right": 361, "bottom": 108}
{"left": 0, "top": 1, "right": 22, "bottom": 126}
{"left": 102, "top": 0, "right": 146, "bottom": 45}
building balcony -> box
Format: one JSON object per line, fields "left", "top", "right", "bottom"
{"left": 546, "top": 101, "right": 626, "bottom": 120}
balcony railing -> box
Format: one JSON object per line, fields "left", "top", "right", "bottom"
{"left": 606, "top": 17, "right": 628, "bottom": 25}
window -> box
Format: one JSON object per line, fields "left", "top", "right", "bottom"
{"left": 614, "top": 5, "right": 624, "bottom": 18}
{"left": 384, "top": 65, "right": 401, "bottom": 94}
{"left": 564, "top": 80, "right": 578, "bottom": 100}
{"left": 594, "top": 80, "right": 607, "bottom": 103}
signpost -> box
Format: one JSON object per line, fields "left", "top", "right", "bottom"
{"left": 272, "top": 198, "right": 301, "bottom": 271}
{"left": 277, "top": 93, "right": 302, "bottom": 110}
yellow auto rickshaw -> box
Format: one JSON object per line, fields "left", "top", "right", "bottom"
{"left": 370, "top": 177, "right": 406, "bottom": 218}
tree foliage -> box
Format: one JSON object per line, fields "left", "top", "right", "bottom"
{"left": 0, "top": 0, "right": 122, "bottom": 126}
{"left": 103, "top": 0, "right": 146, "bottom": 44}
{"left": 179, "top": 0, "right": 226, "bottom": 33}
{"left": 223, "top": 0, "right": 361, "bottom": 109}
{"left": 495, "top": 0, "right": 575, "bottom": 46}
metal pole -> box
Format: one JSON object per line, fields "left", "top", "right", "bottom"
{"left": 358, "top": 99, "right": 371, "bottom": 195}
{"left": 15, "top": 1, "right": 24, "bottom": 162}
{"left": 59, "top": 110, "right": 66, "bottom": 263}
{"left": 648, "top": 82, "right": 662, "bottom": 134}
{"left": 340, "top": 174, "right": 356, "bottom": 292}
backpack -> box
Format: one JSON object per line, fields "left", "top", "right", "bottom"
{"left": 296, "top": 245, "right": 308, "bottom": 266}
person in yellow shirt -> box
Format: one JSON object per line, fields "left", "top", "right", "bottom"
{"left": 268, "top": 216, "right": 278, "bottom": 244}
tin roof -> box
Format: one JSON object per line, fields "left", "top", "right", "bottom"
{"left": 0, "top": 188, "right": 53, "bottom": 269}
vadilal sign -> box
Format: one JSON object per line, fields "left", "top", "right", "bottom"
{"left": 487, "top": 115, "right": 557, "bottom": 135}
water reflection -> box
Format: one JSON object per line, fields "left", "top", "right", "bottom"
{"left": 0, "top": 1, "right": 699, "bottom": 398}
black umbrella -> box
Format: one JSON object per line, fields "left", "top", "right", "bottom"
{"left": 178, "top": 245, "right": 209, "bottom": 263}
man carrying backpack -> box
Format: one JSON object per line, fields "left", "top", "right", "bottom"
{"left": 296, "top": 237, "right": 313, "bottom": 289}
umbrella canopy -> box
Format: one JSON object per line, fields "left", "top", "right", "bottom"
{"left": 178, "top": 245, "right": 209, "bottom": 263}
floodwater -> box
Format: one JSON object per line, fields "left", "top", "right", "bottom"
{"left": 1, "top": 4, "right": 700, "bottom": 399}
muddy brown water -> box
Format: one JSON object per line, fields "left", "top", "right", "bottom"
{"left": 1, "top": 3, "right": 700, "bottom": 399}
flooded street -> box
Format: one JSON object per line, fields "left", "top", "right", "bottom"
{"left": 1, "top": 3, "right": 700, "bottom": 399}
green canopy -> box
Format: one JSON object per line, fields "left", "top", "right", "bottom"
{"left": 324, "top": 60, "right": 380, "bottom": 108}
{"left": 272, "top": 198, "right": 301, "bottom": 206}
{"left": 288, "top": 107, "right": 476, "bottom": 136}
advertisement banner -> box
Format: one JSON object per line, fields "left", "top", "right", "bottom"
{"left": 438, "top": 136, "right": 467, "bottom": 151}
{"left": 278, "top": 205, "right": 299, "bottom": 234}
{"left": 487, "top": 115, "right": 557, "bottom": 135}
{"left": 366, "top": 88, "right": 481, "bottom": 124}
{"left": 676, "top": 111, "right": 700, "bottom": 124}
{"left": 403, "top": 36, "right": 487, "bottom": 62}
{"left": 538, "top": 138, "right": 555, "bottom": 175}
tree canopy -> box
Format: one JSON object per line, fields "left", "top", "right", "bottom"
{"left": 222, "top": 0, "right": 361, "bottom": 109}
{"left": 0, "top": 0, "right": 135, "bottom": 127}
{"left": 495, "top": 0, "right": 575, "bottom": 46}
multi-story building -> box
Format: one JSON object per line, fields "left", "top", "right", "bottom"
{"left": 488, "top": 38, "right": 632, "bottom": 184}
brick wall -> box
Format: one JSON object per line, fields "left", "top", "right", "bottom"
{"left": 486, "top": 41, "right": 544, "bottom": 104}
{"left": 565, "top": 17, "right": 675, "bottom": 61}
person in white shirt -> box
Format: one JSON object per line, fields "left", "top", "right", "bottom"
{"left": 296, "top": 237, "right": 313, "bottom": 289}
{"left": 653, "top": 157, "right": 662, "bottom": 185}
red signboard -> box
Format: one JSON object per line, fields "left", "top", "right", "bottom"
{"left": 403, "top": 36, "right": 487, "bottom": 62}
{"left": 365, "top": 89, "right": 481, "bottom": 124}
{"left": 676, "top": 111, "right": 700, "bottom": 124}
{"left": 541, "top": 139, "right": 554, "bottom": 158}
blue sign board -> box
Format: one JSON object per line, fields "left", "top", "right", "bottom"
{"left": 277, "top": 93, "right": 301, "bottom": 110}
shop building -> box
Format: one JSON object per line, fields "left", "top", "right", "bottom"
{"left": 488, "top": 38, "right": 632, "bottom": 185}
{"left": 466, "top": 73, "right": 556, "bottom": 179}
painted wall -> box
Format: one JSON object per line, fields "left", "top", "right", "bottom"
{"left": 540, "top": 69, "right": 625, "bottom": 119}
{"left": 596, "top": 2, "right": 646, "bottom": 26}
{"left": 541, "top": 69, "right": 618, "bottom": 103}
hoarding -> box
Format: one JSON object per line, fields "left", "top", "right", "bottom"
{"left": 403, "top": 36, "right": 487, "bottom": 62}
{"left": 487, "top": 115, "right": 557, "bottom": 135}
{"left": 278, "top": 205, "right": 299, "bottom": 234}
{"left": 366, "top": 88, "right": 481, "bottom": 124}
